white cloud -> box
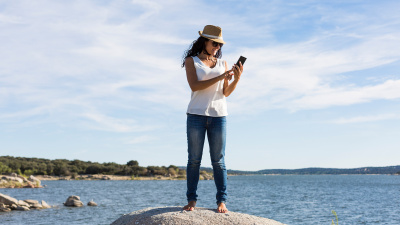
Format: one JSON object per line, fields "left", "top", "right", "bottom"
{"left": 1, "top": 0, "right": 400, "bottom": 131}
{"left": 331, "top": 113, "right": 400, "bottom": 124}
{"left": 81, "top": 112, "right": 155, "bottom": 133}
{"left": 228, "top": 31, "right": 400, "bottom": 113}
{"left": 291, "top": 79, "right": 400, "bottom": 110}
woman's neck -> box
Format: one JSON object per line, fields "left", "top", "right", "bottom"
{"left": 198, "top": 52, "right": 214, "bottom": 61}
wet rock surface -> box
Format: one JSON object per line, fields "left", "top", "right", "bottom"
{"left": 64, "top": 195, "right": 84, "bottom": 207}
{"left": 0, "top": 193, "right": 51, "bottom": 212}
{"left": 88, "top": 200, "right": 98, "bottom": 206}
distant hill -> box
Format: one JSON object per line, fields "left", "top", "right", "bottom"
{"left": 178, "top": 166, "right": 400, "bottom": 175}
{"left": 231, "top": 165, "right": 400, "bottom": 175}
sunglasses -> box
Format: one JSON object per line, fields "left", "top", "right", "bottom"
{"left": 211, "top": 41, "right": 223, "bottom": 48}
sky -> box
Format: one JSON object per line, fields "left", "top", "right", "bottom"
{"left": 1, "top": 0, "right": 399, "bottom": 171}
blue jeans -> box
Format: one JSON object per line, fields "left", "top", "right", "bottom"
{"left": 186, "top": 113, "right": 227, "bottom": 204}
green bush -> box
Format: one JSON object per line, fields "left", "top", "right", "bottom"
{"left": 24, "top": 169, "right": 35, "bottom": 176}
{"left": 0, "top": 162, "right": 12, "bottom": 174}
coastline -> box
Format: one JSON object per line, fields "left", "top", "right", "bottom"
{"left": 34, "top": 175, "right": 186, "bottom": 181}
{"left": 35, "top": 173, "right": 397, "bottom": 181}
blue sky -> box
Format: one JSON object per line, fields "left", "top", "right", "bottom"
{"left": 1, "top": 0, "right": 399, "bottom": 171}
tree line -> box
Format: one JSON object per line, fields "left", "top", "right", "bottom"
{"left": 0, "top": 156, "right": 185, "bottom": 177}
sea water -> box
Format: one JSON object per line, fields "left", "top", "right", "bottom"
{"left": 1, "top": 175, "right": 399, "bottom": 225}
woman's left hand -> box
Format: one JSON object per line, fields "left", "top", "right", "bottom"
{"left": 232, "top": 61, "right": 243, "bottom": 81}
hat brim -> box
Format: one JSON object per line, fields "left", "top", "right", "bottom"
{"left": 199, "top": 31, "right": 226, "bottom": 44}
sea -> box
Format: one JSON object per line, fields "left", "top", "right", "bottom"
{"left": 1, "top": 175, "right": 399, "bottom": 225}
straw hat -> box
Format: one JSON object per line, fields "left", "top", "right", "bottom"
{"left": 199, "top": 25, "right": 225, "bottom": 44}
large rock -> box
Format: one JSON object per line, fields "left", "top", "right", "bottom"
{"left": 0, "top": 203, "right": 11, "bottom": 212}
{"left": 1, "top": 176, "right": 23, "bottom": 183}
{"left": 18, "top": 200, "right": 30, "bottom": 207}
{"left": 16, "top": 206, "right": 30, "bottom": 211}
{"left": 87, "top": 200, "right": 97, "bottom": 206}
{"left": 23, "top": 182, "right": 36, "bottom": 188}
{"left": 30, "top": 203, "right": 43, "bottom": 209}
{"left": 28, "top": 175, "right": 41, "bottom": 186}
{"left": 101, "top": 175, "right": 111, "bottom": 180}
{"left": 24, "top": 199, "right": 39, "bottom": 205}
{"left": 64, "top": 195, "right": 84, "bottom": 207}
{"left": 23, "top": 199, "right": 42, "bottom": 209}
{"left": 111, "top": 207, "right": 286, "bottom": 225}
{"left": 41, "top": 200, "right": 51, "bottom": 209}
{"left": 17, "top": 175, "right": 28, "bottom": 182}
{"left": 0, "top": 193, "right": 19, "bottom": 206}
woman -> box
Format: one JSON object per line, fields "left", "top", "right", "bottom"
{"left": 181, "top": 25, "right": 243, "bottom": 213}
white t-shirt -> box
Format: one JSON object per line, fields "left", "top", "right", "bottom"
{"left": 186, "top": 56, "right": 228, "bottom": 117}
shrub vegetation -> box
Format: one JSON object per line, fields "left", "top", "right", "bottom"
{"left": 0, "top": 156, "right": 193, "bottom": 177}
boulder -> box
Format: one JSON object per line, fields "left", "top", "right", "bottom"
{"left": 111, "top": 206, "right": 286, "bottom": 225}
{"left": 24, "top": 199, "right": 39, "bottom": 205}
{"left": 30, "top": 203, "right": 43, "bottom": 209}
{"left": 0, "top": 205, "right": 11, "bottom": 212}
{"left": 0, "top": 179, "right": 7, "bottom": 184}
{"left": 28, "top": 175, "right": 41, "bottom": 186}
{"left": 11, "top": 204, "right": 18, "bottom": 210}
{"left": 23, "top": 182, "right": 36, "bottom": 188}
{"left": 10, "top": 173, "right": 18, "bottom": 177}
{"left": 17, "top": 175, "right": 28, "bottom": 182}
{"left": 101, "top": 176, "right": 111, "bottom": 180}
{"left": 22, "top": 199, "right": 41, "bottom": 209}
{"left": 41, "top": 200, "right": 51, "bottom": 209}
{"left": 18, "top": 200, "right": 30, "bottom": 207}
{"left": 202, "top": 174, "right": 213, "bottom": 180}
{"left": 16, "top": 206, "right": 30, "bottom": 211}
{"left": 0, "top": 193, "right": 19, "bottom": 206}
{"left": 1, "top": 176, "right": 23, "bottom": 183}
{"left": 87, "top": 200, "right": 98, "bottom": 206}
{"left": 64, "top": 196, "right": 84, "bottom": 207}
{"left": 0, "top": 203, "right": 11, "bottom": 212}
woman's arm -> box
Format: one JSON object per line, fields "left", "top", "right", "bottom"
{"left": 223, "top": 61, "right": 243, "bottom": 97}
{"left": 223, "top": 61, "right": 232, "bottom": 96}
{"left": 185, "top": 57, "right": 228, "bottom": 92}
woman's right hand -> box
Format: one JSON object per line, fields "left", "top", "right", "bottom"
{"left": 220, "top": 70, "right": 233, "bottom": 80}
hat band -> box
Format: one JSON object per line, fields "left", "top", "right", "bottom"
{"left": 202, "top": 33, "right": 223, "bottom": 40}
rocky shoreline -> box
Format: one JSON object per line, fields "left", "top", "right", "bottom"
{"left": 1, "top": 173, "right": 214, "bottom": 189}
{"left": 34, "top": 173, "right": 213, "bottom": 181}
{"left": 1, "top": 173, "right": 42, "bottom": 188}
{"left": 0, "top": 193, "right": 97, "bottom": 213}
{"left": 0, "top": 193, "right": 51, "bottom": 212}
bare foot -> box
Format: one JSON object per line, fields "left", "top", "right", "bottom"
{"left": 183, "top": 201, "right": 196, "bottom": 211}
{"left": 217, "top": 202, "right": 228, "bottom": 213}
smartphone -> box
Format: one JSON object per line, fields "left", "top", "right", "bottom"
{"left": 236, "top": 56, "right": 247, "bottom": 67}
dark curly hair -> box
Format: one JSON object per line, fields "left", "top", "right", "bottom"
{"left": 181, "top": 36, "right": 223, "bottom": 68}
